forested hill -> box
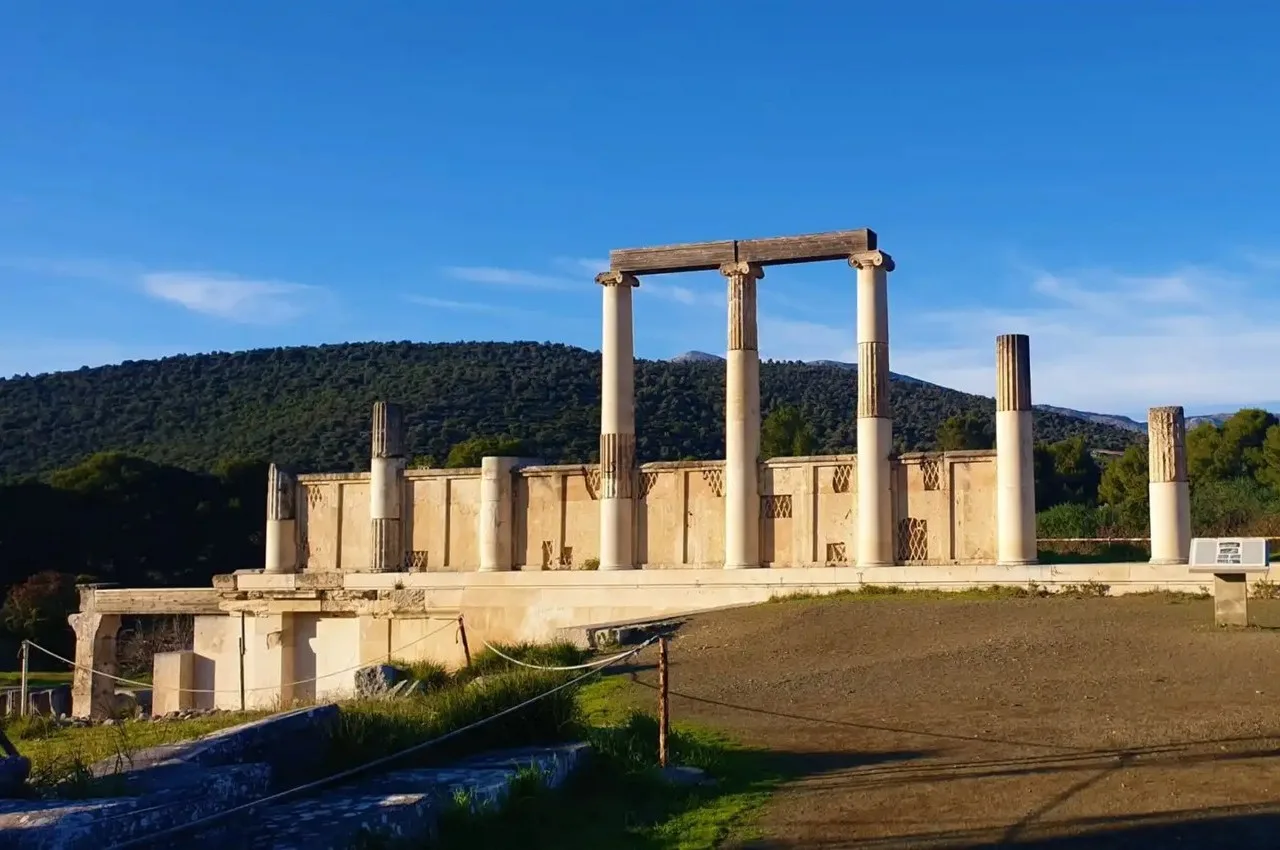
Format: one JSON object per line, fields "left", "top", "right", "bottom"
{"left": 0, "top": 341, "right": 1139, "bottom": 479}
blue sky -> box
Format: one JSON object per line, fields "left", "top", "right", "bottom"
{"left": 3, "top": 1, "right": 1280, "bottom": 418}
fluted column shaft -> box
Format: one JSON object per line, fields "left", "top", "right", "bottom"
{"left": 370, "top": 401, "right": 406, "bottom": 573}
{"left": 1148, "top": 405, "right": 1191, "bottom": 565}
{"left": 722, "top": 262, "right": 764, "bottom": 570}
{"left": 479, "top": 456, "right": 516, "bottom": 571}
{"left": 596, "top": 271, "right": 638, "bottom": 570}
{"left": 851, "top": 251, "right": 895, "bottom": 566}
{"left": 264, "top": 463, "right": 299, "bottom": 574}
{"left": 996, "top": 334, "right": 1037, "bottom": 565}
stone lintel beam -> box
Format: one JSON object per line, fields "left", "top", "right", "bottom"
{"left": 82, "top": 588, "right": 224, "bottom": 616}
{"left": 610, "top": 228, "right": 877, "bottom": 275}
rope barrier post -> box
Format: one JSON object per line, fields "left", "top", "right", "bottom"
{"left": 658, "top": 635, "right": 669, "bottom": 768}
{"left": 18, "top": 641, "right": 29, "bottom": 718}
{"left": 457, "top": 615, "right": 471, "bottom": 668}
{"left": 238, "top": 613, "right": 247, "bottom": 712}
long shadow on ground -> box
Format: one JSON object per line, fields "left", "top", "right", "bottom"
{"left": 738, "top": 805, "right": 1280, "bottom": 848}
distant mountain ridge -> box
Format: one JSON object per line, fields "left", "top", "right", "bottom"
{"left": 669, "top": 351, "right": 933, "bottom": 386}
{"left": 0, "top": 341, "right": 1143, "bottom": 479}
{"left": 669, "top": 352, "right": 1276, "bottom": 434}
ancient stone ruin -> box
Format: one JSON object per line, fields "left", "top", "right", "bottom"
{"left": 63, "top": 228, "right": 1204, "bottom": 718}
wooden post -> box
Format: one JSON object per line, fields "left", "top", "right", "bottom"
{"left": 658, "top": 636, "right": 669, "bottom": 768}
{"left": 18, "top": 641, "right": 28, "bottom": 718}
{"left": 238, "top": 613, "right": 247, "bottom": 712}
{"left": 457, "top": 615, "right": 472, "bottom": 668}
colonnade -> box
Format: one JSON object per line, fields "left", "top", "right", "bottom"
{"left": 594, "top": 250, "right": 1042, "bottom": 570}
{"left": 257, "top": 300, "right": 1193, "bottom": 574}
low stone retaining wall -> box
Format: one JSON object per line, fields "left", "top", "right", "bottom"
{"left": 0, "top": 704, "right": 589, "bottom": 849}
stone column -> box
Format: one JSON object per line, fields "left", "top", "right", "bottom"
{"left": 1148, "top": 405, "right": 1191, "bottom": 565}
{"left": 370, "top": 401, "right": 406, "bottom": 573}
{"left": 721, "top": 262, "right": 764, "bottom": 569}
{"left": 264, "top": 463, "right": 298, "bottom": 574}
{"left": 596, "top": 271, "right": 638, "bottom": 570}
{"left": 68, "top": 585, "right": 121, "bottom": 719}
{"left": 996, "top": 334, "right": 1037, "bottom": 565}
{"left": 479, "top": 456, "right": 517, "bottom": 571}
{"left": 850, "top": 251, "right": 895, "bottom": 566}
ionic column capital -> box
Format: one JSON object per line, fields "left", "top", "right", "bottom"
{"left": 595, "top": 271, "right": 639, "bottom": 287}
{"left": 849, "top": 250, "right": 896, "bottom": 272}
{"left": 718, "top": 261, "right": 765, "bottom": 281}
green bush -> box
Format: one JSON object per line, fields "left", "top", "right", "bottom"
{"left": 1036, "top": 503, "right": 1102, "bottom": 539}
{"left": 463, "top": 641, "right": 589, "bottom": 680}
{"left": 326, "top": 669, "right": 581, "bottom": 775}
{"left": 389, "top": 658, "right": 451, "bottom": 692}
{"left": 1191, "top": 477, "right": 1280, "bottom": 536}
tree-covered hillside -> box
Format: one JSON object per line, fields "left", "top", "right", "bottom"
{"left": 0, "top": 341, "right": 1138, "bottom": 479}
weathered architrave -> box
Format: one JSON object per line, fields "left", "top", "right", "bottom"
{"left": 735, "top": 229, "right": 876, "bottom": 266}
{"left": 609, "top": 229, "right": 877, "bottom": 276}
{"left": 609, "top": 240, "right": 736, "bottom": 275}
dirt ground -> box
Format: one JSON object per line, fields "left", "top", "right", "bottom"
{"left": 615, "top": 593, "right": 1280, "bottom": 848}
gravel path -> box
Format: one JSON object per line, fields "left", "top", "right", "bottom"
{"left": 623, "top": 593, "right": 1280, "bottom": 848}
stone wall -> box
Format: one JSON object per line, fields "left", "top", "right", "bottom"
{"left": 293, "top": 451, "right": 998, "bottom": 572}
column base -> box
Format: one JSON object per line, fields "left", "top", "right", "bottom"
{"left": 856, "top": 560, "right": 896, "bottom": 568}
{"left": 598, "top": 563, "right": 637, "bottom": 572}
{"left": 724, "top": 562, "right": 763, "bottom": 570}
{"left": 1149, "top": 558, "right": 1189, "bottom": 566}
{"left": 998, "top": 559, "right": 1040, "bottom": 567}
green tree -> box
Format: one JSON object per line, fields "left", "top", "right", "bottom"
{"left": 760, "top": 405, "right": 816, "bottom": 459}
{"left": 1097, "top": 444, "right": 1149, "bottom": 533}
{"left": 1186, "top": 422, "right": 1227, "bottom": 481}
{"left": 2, "top": 571, "right": 79, "bottom": 646}
{"left": 445, "top": 436, "right": 529, "bottom": 468}
{"left": 1043, "top": 436, "right": 1102, "bottom": 507}
{"left": 1220, "top": 408, "right": 1278, "bottom": 479}
{"left": 935, "top": 413, "right": 994, "bottom": 451}
{"left": 1259, "top": 425, "right": 1280, "bottom": 490}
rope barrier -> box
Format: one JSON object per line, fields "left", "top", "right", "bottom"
{"left": 23, "top": 617, "right": 461, "bottom": 696}
{"left": 474, "top": 635, "right": 646, "bottom": 671}
{"left": 105, "top": 634, "right": 658, "bottom": 849}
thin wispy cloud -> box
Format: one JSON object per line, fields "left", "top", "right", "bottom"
{"left": 441, "top": 265, "right": 576, "bottom": 290}
{"left": 749, "top": 256, "right": 1280, "bottom": 414}
{"left": 406, "top": 294, "right": 536, "bottom": 317}
{"left": 141, "top": 272, "right": 318, "bottom": 324}
{"left": 901, "top": 262, "right": 1280, "bottom": 413}
{"left": 4, "top": 256, "right": 327, "bottom": 325}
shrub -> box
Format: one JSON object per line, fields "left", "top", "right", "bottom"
{"left": 463, "top": 641, "right": 589, "bottom": 680}
{"left": 326, "top": 669, "right": 581, "bottom": 774}
{"left": 1036, "top": 503, "right": 1102, "bottom": 539}
{"left": 389, "top": 658, "right": 451, "bottom": 692}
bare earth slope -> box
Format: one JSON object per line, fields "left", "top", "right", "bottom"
{"left": 618, "top": 594, "right": 1280, "bottom": 848}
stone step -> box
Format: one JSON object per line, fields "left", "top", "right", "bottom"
{"left": 213, "top": 742, "right": 590, "bottom": 850}
{"left": 0, "top": 762, "right": 271, "bottom": 850}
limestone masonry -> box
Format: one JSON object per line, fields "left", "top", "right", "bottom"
{"left": 66, "top": 228, "right": 1212, "bottom": 717}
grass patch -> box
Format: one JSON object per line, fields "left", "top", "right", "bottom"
{"left": 325, "top": 669, "right": 580, "bottom": 775}
{"left": 432, "top": 677, "right": 786, "bottom": 849}
{"left": 2, "top": 710, "right": 267, "bottom": 794}
{"left": 769, "top": 584, "right": 1049, "bottom": 604}
{"left": 0, "top": 671, "right": 74, "bottom": 689}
